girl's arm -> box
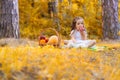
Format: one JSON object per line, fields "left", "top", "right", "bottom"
{"left": 70, "top": 30, "right": 77, "bottom": 43}
{"left": 80, "top": 31, "right": 87, "bottom": 40}
{"left": 71, "top": 36, "right": 77, "bottom": 43}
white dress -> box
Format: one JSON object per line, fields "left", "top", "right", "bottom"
{"left": 65, "top": 30, "right": 95, "bottom": 48}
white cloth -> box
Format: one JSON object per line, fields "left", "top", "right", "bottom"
{"left": 66, "top": 30, "right": 95, "bottom": 48}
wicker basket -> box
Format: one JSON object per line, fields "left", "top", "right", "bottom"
{"left": 39, "top": 28, "right": 61, "bottom": 47}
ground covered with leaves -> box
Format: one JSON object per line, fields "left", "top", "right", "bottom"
{"left": 0, "top": 41, "right": 120, "bottom": 80}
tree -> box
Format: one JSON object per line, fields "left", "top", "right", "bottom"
{"left": 102, "top": 0, "right": 119, "bottom": 39}
{"left": 48, "top": 0, "right": 61, "bottom": 31}
{"left": 0, "top": 0, "right": 19, "bottom": 39}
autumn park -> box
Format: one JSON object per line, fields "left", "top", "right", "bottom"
{"left": 0, "top": 0, "right": 120, "bottom": 80}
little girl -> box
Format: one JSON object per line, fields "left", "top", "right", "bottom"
{"left": 64, "top": 17, "right": 96, "bottom": 48}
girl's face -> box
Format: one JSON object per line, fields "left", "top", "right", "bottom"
{"left": 75, "top": 19, "right": 84, "bottom": 30}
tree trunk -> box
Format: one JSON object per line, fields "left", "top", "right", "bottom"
{"left": 0, "top": 0, "right": 19, "bottom": 39}
{"left": 102, "top": 0, "right": 119, "bottom": 39}
{"left": 54, "top": 0, "right": 61, "bottom": 31}
{"left": 48, "top": 0, "right": 60, "bottom": 31}
{"left": 31, "top": 0, "right": 34, "bottom": 7}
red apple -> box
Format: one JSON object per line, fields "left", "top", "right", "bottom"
{"left": 45, "top": 38, "right": 49, "bottom": 43}
{"left": 39, "top": 36, "right": 46, "bottom": 40}
{"left": 79, "top": 26, "right": 85, "bottom": 31}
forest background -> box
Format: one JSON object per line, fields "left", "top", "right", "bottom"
{"left": 19, "top": 0, "right": 120, "bottom": 39}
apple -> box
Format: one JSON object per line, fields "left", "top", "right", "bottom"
{"left": 45, "top": 38, "right": 49, "bottom": 43}
{"left": 39, "top": 36, "right": 46, "bottom": 40}
{"left": 79, "top": 26, "right": 85, "bottom": 31}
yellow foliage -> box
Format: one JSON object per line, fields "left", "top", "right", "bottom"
{"left": 118, "top": 31, "right": 120, "bottom": 36}
{"left": 19, "top": 0, "right": 119, "bottom": 39}
{"left": 0, "top": 42, "right": 120, "bottom": 79}
{"left": 72, "top": 3, "right": 78, "bottom": 10}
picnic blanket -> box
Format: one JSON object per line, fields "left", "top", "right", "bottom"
{"left": 62, "top": 45, "right": 107, "bottom": 51}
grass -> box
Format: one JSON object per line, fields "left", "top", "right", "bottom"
{"left": 0, "top": 41, "right": 120, "bottom": 80}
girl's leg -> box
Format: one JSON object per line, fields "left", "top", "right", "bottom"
{"left": 64, "top": 40, "right": 69, "bottom": 45}
{"left": 87, "top": 40, "right": 96, "bottom": 48}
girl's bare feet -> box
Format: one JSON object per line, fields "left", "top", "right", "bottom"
{"left": 64, "top": 40, "right": 69, "bottom": 45}
{"left": 88, "top": 40, "right": 96, "bottom": 48}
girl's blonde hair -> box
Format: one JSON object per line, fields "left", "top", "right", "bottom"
{"left": 71, "top": 17, "right": 84, "bottom": 31}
